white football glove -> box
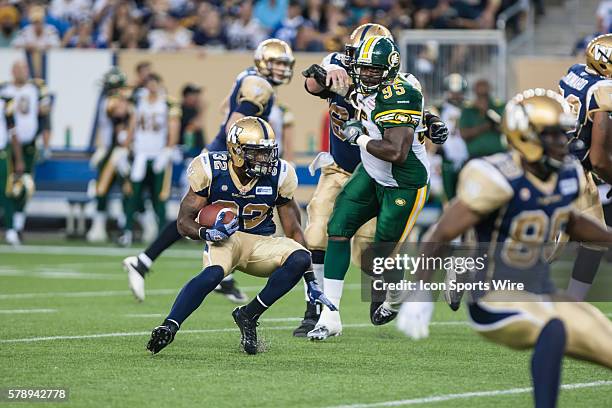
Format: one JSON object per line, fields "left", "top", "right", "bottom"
{"left": 396, "top": 290, "right": 434, "bottom": 340}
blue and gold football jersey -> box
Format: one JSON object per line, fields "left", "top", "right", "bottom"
{"left": 206, "top": 68, "right": 275, "bottom": 152}
{"left": 559, "top": 63, "right": 612, "bottom": 166}
{"left": 187, "top": 151, "right": 297, "bottom": 236}
{"left": 319, "top": 52, "right": 362, "bottom": 173}
{"left": 457, "top": 152, "right": 584, "bottom": 294}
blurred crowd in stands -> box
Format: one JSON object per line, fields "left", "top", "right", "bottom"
{"left": 0, "top": 0, "right": 525, "bottom": 52}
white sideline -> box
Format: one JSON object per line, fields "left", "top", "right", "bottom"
{"left": 324, "top": 381, "right": 612, "bottom": 408}
{"left": 0, "top": 322, "right": 467, "bottom": 344}
{"left": 0, "top": 309, "right": 57, "bottom": 314}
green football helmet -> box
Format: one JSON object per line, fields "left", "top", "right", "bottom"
{"left": 102, "top": 67, "right": 127, "bottom": 94}
{"left": 351, "top": 36, "right": 401, "bottom": 94}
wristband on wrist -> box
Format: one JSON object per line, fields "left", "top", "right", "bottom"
{"left": 198, "top": 227, "right": 208, "bottom": 240}
{"left": 303, "top": 270, "right": 316, "bottom": 283}
{"left": 356, "top": 135, "right": 372, "bottom": 150}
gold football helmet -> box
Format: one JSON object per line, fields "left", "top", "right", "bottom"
{"left": 345, "top": 23, "right": 393, "bottom": 63}
{"left": 227, "top": 116, "right": 278, "bottom": 177}
{"left": 586, "top": 33, "right": 612, "bottom": 77}
{"left": 254, "top": 39, "right": 295, "bottom": 85}
{"left": 502, "top": 88, "right": 575, "bottom": 165}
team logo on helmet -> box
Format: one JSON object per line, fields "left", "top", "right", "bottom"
{"left": 388, "top": 51, "right": 400, "bottom": 67}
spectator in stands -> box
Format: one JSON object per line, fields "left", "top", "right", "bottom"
{"left": 272, "top": 0, "right": 310, "bottom": 49}
{"left": 192, "top": 6, "right": 227, "bottom": 48}
{"left": 179, "top": 83, "right": 205, "bottom": 159}
{"left": 62, "top": 18, "right": 97, "bottom": 48}
{"left": 296, "top": 0, "right": 347, "bottom": 51}
{"left": 254, "top": 0, "right": 289, "bottom": 31}
{"left": 459, "top": 78, "right": 506, "bottom": 160}
{"left": 50, "top": 0, "right": 92, "bottom": 25}
{"left": 148, "top": 11, "right": 192, "bottom": 51}
{"left": 574, "top": 1, "right": 612, "bottom": 55}
{"left": 12, "top": 5, "right": 61, "bottom": 51}
{"left": 0, "top": 4, "right": 19, "bottom": 47}
{"left": 118, "top": 20, "right": 149, "bottom": 49}
{"left": 225, "top": 0, "right": 267, "bottom": 50}
{"left": 413, "top": 0, "right": 501, "bottom": 29}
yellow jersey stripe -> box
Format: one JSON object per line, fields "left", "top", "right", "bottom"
{"left": 374, "top": 109, "right": 422, "bottom": 120}
{"left": 399, "top": 185, "right": 428, "bottom": 242}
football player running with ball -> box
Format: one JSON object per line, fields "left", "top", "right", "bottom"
{"left": 308, "top": 36, "right": 439, "bottom": 340}
{"left": 124, "top": 39, "right": 294, "bottom": 303}
{"left": 398, "top": 89, "right": 612, "bottom": 408}
{"left": 146, "top": 117, "right": 334, "bottom": 355}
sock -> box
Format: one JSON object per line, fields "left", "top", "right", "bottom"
{"left": 138, "top": 253, "right": 153, "bottom": 270}
{"left": 222, "top": 274, "right": 234, "bottom": 282}
{"left": 94, "top": 211, "right": 106, "bottom": 225}
{"left": 243, "top": 250, "right": 310, "bottom": 320}
{"left": 13, "top": 212, "right": 25, "bottom": 231}
{"left": 531, "top": 319, "right": 566, "bottom": 408}
{"left": 323, "top": 278, "right": 344, "bottom": 310}
{"left": 166, "top": 265, "right": 225, "bottom": 325}
{"left": 324, "top": 240, "right": 351, "bottom": 280}
{"left": 567, "top": 246, "right": 604, "bottom": 300}
{"left": 144, "top": 220, "right": 182, "bottom": 262}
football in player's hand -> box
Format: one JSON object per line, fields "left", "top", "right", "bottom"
{"left": 197, "top": 204, "right": 236, "bottom": 227}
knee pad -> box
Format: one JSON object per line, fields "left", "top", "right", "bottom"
{"left": 284, "top": 250, "right": 312, "bottom": 275}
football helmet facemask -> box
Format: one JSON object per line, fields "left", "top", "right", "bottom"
{"left": 227, "top": 116, "right": 278, "bottom": 178}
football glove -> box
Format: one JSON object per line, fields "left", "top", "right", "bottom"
{"left": 396, "top": 290, "right": 434, "bottom": 340}
{"left": 424, "top": 112, "right": 448, "bottom": 145}
{"left": 342, "top": 119, "right": 365, "bottom": 145}
{"left": 302, "top": 64, "right": 329, "bottom": 89}
{"left": 202, "top": 209, "right": 239, "bottom": 242}
{"left": 306, "top": 280, "right": 338, "bottom": 311}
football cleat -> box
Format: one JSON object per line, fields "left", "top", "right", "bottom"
{"left": 232, "top": 306, "right": 259, "bottom": 355}
{"left": 306, "top": 324, "right": 342, "bottom": 341}
{"left": 214, "top": 278, "right": 248, "bottom": 304}
{"left": 5, "top": 229, "right": 21, "bottom": 246}
{"left": 86, "top": 219, "right": 108, "bottom": 243}
{"left": 123, "top": 256, "right": 148, "bottom": 302}
{"left": 292, "top": 302, "right": 320, "bottom": 337}
{"left": 117, "top": 231, "right": 133, "bottom": 247}
{"left": 371, "top": 302, "right": 399, "bottom": 325}
{"left": 146, "top": 324, "right": 176, "bottom": 354}
{"left": 443, "top": 268, "right": 464, "bottom": 312}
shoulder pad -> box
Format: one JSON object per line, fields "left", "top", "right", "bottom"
{"left": 457, "top": 156, "right": 515, "bottom": 214}
{"left": 239, "top": 75, "right": 274, "bottom": 115}
{"left": 187, "top": 154, "right": 213, "bottom": 196}
{"left": 589, "top": 80, "right": 612, "bottom": 113}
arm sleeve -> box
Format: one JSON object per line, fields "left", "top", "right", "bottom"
{"left": 238, "top": 75, "right": 274, "bottom": 116}
{"left": 187, "top": 154, "right": 213, "bottom": 197}
{"left": 456, "top": 158, "right": 514, "bottom": 215}
{"left": 276, "top": 160, "right": 298, "bottom": 205}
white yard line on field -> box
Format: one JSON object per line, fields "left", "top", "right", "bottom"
{"left": 0, "top": 284, "right": 362, "bottom": 300}
{"left": 125, "top": 313, "right": 165, "bottom": 318}
{"left": 323, "top": 381, "right": 612, "bottom": 408}
{"left": 0, "top": 309, "right": 57, "bottom": 314}
{"left": 0, "top": 245, "right": 201, "bottom": 258}
{"left": 0, "top": 322, "right": 467, "bottom": 344}
{"left": 260, "top": 317, "right": 303, "bottom": 322}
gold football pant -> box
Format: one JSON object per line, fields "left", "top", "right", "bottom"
{"left": 468, "top": 291, "right": 612, "bottom": 368}
{"left": 305, "top": 163, "right": 376, "bottom": 267}
{"left": 202, "top": 231, "right": 307, "bottom": 277}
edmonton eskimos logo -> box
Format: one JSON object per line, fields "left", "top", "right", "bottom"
{"left": 388, "top": 51, "right": 400, "bottom": 67}
{"left": 395, "top": 198, "right": 407, "bottom": 206}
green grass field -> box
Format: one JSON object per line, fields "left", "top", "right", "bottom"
{"left": 1, "top": 241, "right": 611, "bottom": 408}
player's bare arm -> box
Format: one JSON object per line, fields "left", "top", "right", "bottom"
{"left": 10, "top": 130, "right": 24, "bottom": 175}
{"left": 365, "top": 126, "right": 414, "bottom": 164}
{"left": 277, "top": 199, "right": 306, "bottom": 246}
{"left": 567, "top": 209, "right": 612, "bottom": 243}
{"left": 304, "top": 64, "right": 349, "bottom": 95}
{"left": 177, "top": 188, "right": 208, "bottom": 240}
{"left": 167, "top": 114, "right": 180, "bottom": 147}
{"left": 587, "top": 111, "right": 612, "bottom": 183}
